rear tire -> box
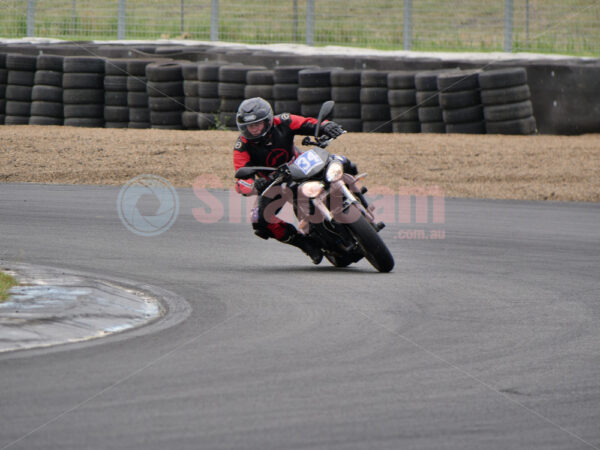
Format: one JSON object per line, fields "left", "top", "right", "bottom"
{"left": 347, "top": 211, "right": 394, "bottom": 273}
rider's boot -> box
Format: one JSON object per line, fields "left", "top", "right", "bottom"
{"left": 284, "top": 233, "right": 323, "bottom": 265}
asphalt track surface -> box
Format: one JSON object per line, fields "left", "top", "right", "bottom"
{"left": 1, "top": 183, "right": 599, "bottom": 450}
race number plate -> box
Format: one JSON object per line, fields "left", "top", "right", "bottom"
{"left": 293, "top": 150, "right": 323, "bottom": 175}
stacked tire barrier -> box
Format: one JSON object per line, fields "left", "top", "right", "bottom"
{"left": 146, "top": 61, "right": 184, "bottom": 130}
{"left": 387, "top": 71, "right": 420, "bottom": 133}
{"left": 218, "top": 65, "right": 264, "bottom": 129}
{"left": 30, "top": 54, "right": 64, "bottom": 125}
{"left": 182, "top": 62, "right": 200, "bottom": 130}
{"left": 0, "top": 54, "right": 6, "bottom": 124}
{"left": 62, "top": 56, "right": 105, "bottom": 128}
{"left": 330, "top": 69, "right": 362, "bottom": 132}
{"left": 298, "top": 68, "right": 334, "bottom": 118}
{"left": 103, "top": 59, "right": 129, "bottom": 128}
{"left": 245, "top": 69, "right": 274, "bottom": 105}
{"left": 479, "top": 67, "right": 537, "bottom": 135}
{"left": 196, "top": 63, "right": 222, "bottom": 130}
{"left": 361, "top": 70, "right": 392, "bottom": 133}
{"left": 4, "top": 54, "right": 37, "bottom": 125}
{"left": 127, "top": 58, "right": 155, "bottom": 129}
{"left": 438, "top": 70, "right": 485, "bottom": 134}
{"left": 415, "top": 70, "right": 449, "bottom": 133}
{"left": 272, "top": 66, "right": 307, "bottom": 115}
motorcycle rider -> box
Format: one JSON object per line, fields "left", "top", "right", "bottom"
{"left": 233, "top": 97, "right": 347, "bottom": 265}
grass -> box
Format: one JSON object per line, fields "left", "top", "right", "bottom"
{"left": 0, "top": 271, "right": 18, "bottom": 303}
{"left": 0, "top": 0, "right": 598, "bottom": 55}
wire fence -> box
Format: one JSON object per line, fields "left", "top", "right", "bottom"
{"left": 0, "top": 0, "right": 598, "bottom": 56}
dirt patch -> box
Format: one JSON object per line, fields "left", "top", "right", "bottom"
{"left": 1, "top": 125, "right": 599, "bottom": 202}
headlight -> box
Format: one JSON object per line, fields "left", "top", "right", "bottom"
{"left": 299, "top": 181, "right": 324, "bottom": 198}
{"left": 325, "top": 160, "right": 344, "bottom": 182}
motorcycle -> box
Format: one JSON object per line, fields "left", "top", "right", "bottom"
{"left": 235, "top": 101, "right": 394, "bottom": 273}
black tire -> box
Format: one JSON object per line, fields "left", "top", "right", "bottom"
{"left": 127, "top": 59, "right": 157, "bottom": 76}
{"left": 274, "top": 66, "right": 315, "bottom": 84}
{"left": 6, "top": 54, "right": 37, "bottom": 71}
{"left": 128, "top": 121, "right": 151, "bottom": 129}
{"left": 361, "top": 104, "right": 391, "bottom": 121}
{"left": 7, "top": 70, "right": 35, "bottom": 86}
{"left": 300, "top": 103, "right": 322, "bottom": 117}
{"left": 104, "top": 106, "right": 129, "bottom": 122}
{"left": 63, "top": 57, "right": 105, "bottom": 74}
{"left": 273, "top": 84, "right": 299, "bottom": 100}
{"left": 484, "top": 100, "right": 533, "bottom": 122}
{"left": 34, "top": 70, "right": 62, "bottom": 87}
{"left": 105, "top": 121, "right": 129, "bottom": 128}
{"left": 104, "top": 59, "right": 130, "bottom": 76}
{"left": 148, "top": 96, "right": 185, "bottom": 111}
{"left": 220, "top": 98, "right": 243, "bottom": 112}
{"left": 332, "top": 117, "right": 363, "bottom": 132}
{"left": 32, "top": 85, "right": 63, "bottom": 102}
{"left": 181, "top": 62, "right": 199, "bottom": 81}
{"left": 298, "top": 69, "right": 332, "bottom": 87}
{"left": 146, "top": 62, "right": 183, "bottom": 82}
{"left": 247, "top": 70, "right": 274, "bottom": 85}
{"left": 330, "top": 70, "right": 362, "bottom": 86}
{"left": 331, "top": 86, "right": 361, "bottom": 103}
{"left": 479, "top": 67, "right": 527, "bottom": 90}
{"left": 197, "top": 98, "right": 221, "bottom": 113}
{"left": 185, "top": 96, "right": 199, "bottom": 111}
{"left": 390, "top": 106, "right": 419, "bottom": 122}
{"left": 420, "top": 121, "right": 446, "bottom": 133}
{"left": 218, "top": 111, "right": 237, "bottom": 129}
{"left": 443, "top": 105, "right": 483, "bottom": 124}
{"left": 104, "top": 75, "right": 128, "bottom": 91}
{"left": 437, "top": 70, "right": 480, "bottom": 92}
{"left": 347, "top": 211, "right": 394, "bottom": 272}
{"left": 36, "top": 55, "right": 64, "bottom": 72}
{"left": 360, "top": 87, "right": 388, "bottom": 104}
{"left": 127, "top": 91, "right": 148, "bottom": 107}
{"left": 197, "top": 81, "right": 219, "bottom": 98}
{"left": 244, "top": 84, "right": 274, "bottom": 99}
{"left": 480, "top": 84, "right": 531, "bottom": 106}
{"left": 446, "top": 121, "right": 486, "bottom": 134}
{"left": 127, "top": 76, "right": 148, "bottom": 92}
{"left": 129, "top": 107, "right": 150, "bottom": 122}
{"left": 104, "top": 90, "right": 128, "bottom": 106}
{"left": 274, "top": 100, "right": 301, "bottom": 115}
{"left": 0, "top": 69, "right": 6, "bottom": 84}
{"left": 150, "top": 109, "right": 183, "bottom": 126}
{"left": 30, "top": 101, "right": 63, "bottom": 118}
{"left": 387, "top": 71, "right": 417, "bottom": 89}
{"left": 63, "top": 73, "right": 104, "bottom": 89}
{"left": 197, "top": 63, "right": 222, "bottom": 82}
{"left": 197, "top": 112, "right": 216, "bottom": 129}
{"left": 392, "top": 121, "right": 421, "bottom": 133}
{"left": 5, "top": 85, "right": 32, "bottom": 101}
{"left": 332, "top": 102, "right": 362, "bottom": 118}
{"left": 439, "top": 89, "right": 481, "bottom": 109}
{"left": 146, "top": 80, "right": 184, "bottom": 97}
{"left": 29, "top": 116, "right": 63, "bottom": 125}
{"left": 415, "top": 90, "right": 439, "bottom": 107}
{"left": 64, "top": 104, "right": 104, "bottom": 118}
{"left": 415, "top": 69, "right": 455, "bottom": 91}
{"left": 219, "top": 65, "right": 264, "bottom": 83}
{"left": 182, "top": 111, "right": 199, "bottom": 129}
{"left": 64, "top": 117, "right": 105, "bottom": 127}
{"left": 418, "top": 106, "right": 444, "bottom": 123}
{"left": 387, "top": 89, "right": 417, "bottom": 106}
{"left": 63, "top": 89, "right": 104, "bottom": 104}
{"left": 183, "top": 80, "right": 199, "bottom": 97}
{"left": 4, "top": 115, "right": 30, "bottom": 125}
{"left": 361, "top": 70, "right": 389, "bottom": 88}
{"left": 218, "top": 82, "right": 246, "bottom": 99}
{"left": 485, "top": 116, "right": 536, "bottom": 135}
{"left": 5, "top": 101, "right": 31, "bottom": 116}
{"left": 297, "top": 87, "right": 331, "bottom": 103}
{"left": 362, "top": 120, "right": 393, "bottom": 133}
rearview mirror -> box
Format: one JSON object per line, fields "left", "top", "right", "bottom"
{"left": 315, "top": 100, "right": 335, "bottom": 137}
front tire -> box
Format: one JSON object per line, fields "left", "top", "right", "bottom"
{"left": 347, "top": 211, "right": 394, "bottom": 273}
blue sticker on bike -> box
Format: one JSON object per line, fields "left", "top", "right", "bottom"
{"left": 293, "top": 150, "right": 323, "bottom": 175}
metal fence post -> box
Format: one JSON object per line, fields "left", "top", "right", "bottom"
{"left": 403, "top": 0, "right": 412, "bottom": 50}
{"left": 306, "top": 0, "right": 314, "bottom": 46}
{"left": 180, "top": 0, "right": 184, "bottom": 34}
{"left": 504, "top": 0, "right": 513, "bottom": 52}
{"left": 210, "top": 0, "right": 219, "bottom": 41}
{"left": 118, "top": 0, "right": 126, "bottom": 39}
{"left": 26, "top": 0, "right": 35, "bottom": 37}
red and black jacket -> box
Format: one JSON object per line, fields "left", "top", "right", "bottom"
{"left": 233, "top": 113, "right": 321, "bottom": 195}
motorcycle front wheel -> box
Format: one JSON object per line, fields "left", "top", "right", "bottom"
{"left": 347, "top": 211, "right": 394, "bottom": 273}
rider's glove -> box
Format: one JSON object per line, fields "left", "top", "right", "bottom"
{"left": 322, "top": 121, "right": 344, "bottom": 139}
{"left": 253, "top": 177, "right": 270, "bottom": 194}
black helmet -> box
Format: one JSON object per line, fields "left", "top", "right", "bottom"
{"left": 236, "top": 97, "right": 274, "bottom": 142}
